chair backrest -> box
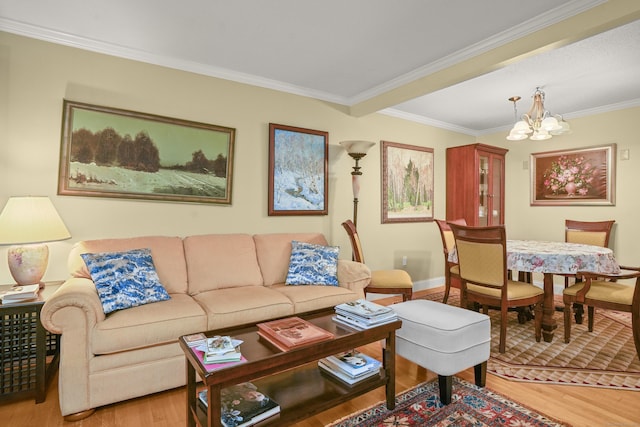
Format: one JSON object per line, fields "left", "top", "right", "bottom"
{"left": 341, "top": 219, "right": 365, "bottom": 263}
{"left": 435, "top": 218, "right": 467, "bottom": 258}
{"left": 565, "top": 219, "right": 615, "bottom": 248}
{"left": 449, "top": 223, "right": 507, "bottom": 288}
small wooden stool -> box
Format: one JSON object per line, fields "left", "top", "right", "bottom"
{"left": 390, "top": 299, "right": 491, "bottom": 404}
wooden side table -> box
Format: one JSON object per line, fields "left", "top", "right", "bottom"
{"left": 0, "top": 281, "right": 62, "bottom": 404}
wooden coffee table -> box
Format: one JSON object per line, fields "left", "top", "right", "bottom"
{"left": 179, "top": 308, "right": 401, "bottom": 427}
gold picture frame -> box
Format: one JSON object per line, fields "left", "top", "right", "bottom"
{"left": 381, "top": 141, "right": 434, "bottom": 223}
{"left": 530, "top": 144, "right": 616, "bottom": 206}
{"left": 58, "top": 100, "right": 235, "bottom": 204}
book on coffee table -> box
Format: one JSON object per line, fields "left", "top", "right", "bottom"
{"left": 257, "top": 316, "right": 334, "bottom": 351}
{"left": 198, "top": 382, "right": 280, "bottom": 427}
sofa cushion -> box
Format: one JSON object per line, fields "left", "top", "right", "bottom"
{"left": 69, "top": 236, "right": 188, "bottom": 294}
{"left": 184, "top": 234, "right": 264, "bottom": 294}
{"left": 92, "top": 293, "right": 207, "bottom": 354}
{"left": 81, "top": 248, "right": 171, "bottom": 314}
{"left": 193, "top": 286, "right": 294, "bottom": 330}
{"left": 285, "top": 240, "right": 339, "bottom": 286}
{"left": 270, "top": 283, "right": 358, "bottom": 313}
{"left": 254, "top": 233, "right": 329, "bottom": 286}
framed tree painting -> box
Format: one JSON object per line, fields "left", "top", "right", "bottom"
{"left": 58, "top": 100, "right": 236, "bottom": 204}
{"left": 381, "top": 140, "right": 434, "bottom": 223}
{"left": 268, "top": 123, "right": 329, "bottom": 216}
{"left": 530, "top": 144, "right": 616, "bottom": 206}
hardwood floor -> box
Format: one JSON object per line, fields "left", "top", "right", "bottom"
{"left": 1, "top": 287, "right": 638, "bottom": 426}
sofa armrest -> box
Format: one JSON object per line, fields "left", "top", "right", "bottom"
{"left": 337, "top": 259, "right": 371, "bottom": 298}
{"left": 41, "top": 277, "right": 105, "bottom": 335}
{"left": 40, "top": 277, "right": 105, "bottom": 416}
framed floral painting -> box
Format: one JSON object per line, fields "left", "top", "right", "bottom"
{"left": 530, "top": 144, "right": 616, "bottom": 206}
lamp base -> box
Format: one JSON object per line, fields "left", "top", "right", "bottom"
{"left": 7, "top": 243, "right": 49, "bottom": 287}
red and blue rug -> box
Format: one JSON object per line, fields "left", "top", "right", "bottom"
{"left": 328, "top": 377, "right": 570, "bottom": 427}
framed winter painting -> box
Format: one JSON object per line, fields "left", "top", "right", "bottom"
{"left": 268, "top": 123, "right": 328, "bottom": 216}
{"left": 58, "top": 100, "right": 236, "bottom": 204}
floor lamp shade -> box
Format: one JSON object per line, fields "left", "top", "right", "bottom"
{"left": 0, "top": 197, "right": 71, "bottom": 286}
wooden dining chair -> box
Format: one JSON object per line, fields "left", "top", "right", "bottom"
{"left": 448, "top": 223, "right": 544, "bottom": 353}
{"left": 341, "top": 219, "right": 413, "bottom": 302}
{"left": 563, "top": 219, "right": 615, "bottom": 323}
{"left": 435, "top": 218, "right": 466, "bottom": 303}
{"left": 563, "top": 266, "right": 640, "bottom": 360}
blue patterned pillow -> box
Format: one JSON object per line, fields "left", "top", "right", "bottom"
{"left": 285, "top": 241, "right": 339, "bottom": 286}
{"left": 81, "top": 248, "right": 170, "bottom": 314}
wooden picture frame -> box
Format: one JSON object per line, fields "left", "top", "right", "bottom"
{"left": 530, "top": 144, "right": 616, "bottom": 206}
{"left": 268, "top": 123, "right": 328, "bottom": 216}
{"left": 381, "top": 141, "right": 434, "bottom": 223}
{"left": 58, "top": 100, "right": 235, "bottom": 204}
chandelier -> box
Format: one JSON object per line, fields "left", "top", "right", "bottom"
{"left": 506, "top": 87, "right": 571, "bottom": 141}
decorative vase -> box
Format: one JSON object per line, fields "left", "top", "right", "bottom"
{"left": 565, "top": 182, "right": 577, "bottom": 196}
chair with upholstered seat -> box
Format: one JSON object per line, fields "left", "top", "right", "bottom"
{"left": 563, "top": 266, "right": 640, "bottom": 360}
{"left": 435, "top": 218, "right": 466, "bottom": 303}
{"left": 448, "top": 223, "right": 544, "bottom": 353}
{"left": 341, "top": 219, "right": 413, "bottom": 302}
{"left": 563, "top": 219, "right": 615, "bottom": 323}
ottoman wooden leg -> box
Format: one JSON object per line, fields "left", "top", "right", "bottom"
{"left": 474, "top": 361, "right": 487, "bottom": 387}
{"left": 438, "top": 375, "right": 452, "bottom": 405}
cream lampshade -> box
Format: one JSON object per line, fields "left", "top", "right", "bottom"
{"left": 0, "top": 196, "right": 71, "bottom": 286}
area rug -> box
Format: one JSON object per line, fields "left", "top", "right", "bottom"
{"left": 328, "top": 377, "right": 570, "bottom": 427}
{"left": 422, "top": 289, "right": 640, "bottom": 390}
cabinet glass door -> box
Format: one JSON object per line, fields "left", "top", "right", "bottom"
{"left": 490, "top": 156, "right": 503, "bottom": 225}
{"left": 478, "top": 155, "right": 489, "bottom": 226}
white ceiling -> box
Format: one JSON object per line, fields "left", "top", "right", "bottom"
{"left": 1, "top": 0, "right": 639, "bottom": 136}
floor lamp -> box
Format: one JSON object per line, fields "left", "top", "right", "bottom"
{"left": 0, "top": 196, "right": 71, "bottom": 287}
{"left": 339, "top": 140, "right": 376, "bottom": 227}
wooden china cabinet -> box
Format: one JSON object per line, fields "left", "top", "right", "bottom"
{"left": 446, "top": 143, "right": 508, "bottom": 226}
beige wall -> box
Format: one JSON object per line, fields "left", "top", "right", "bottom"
{"left": 2, "top": 32, "right": 637, "bottom": 288}
{"left": 0, "top": 32, "right": 474, "bottom": 286}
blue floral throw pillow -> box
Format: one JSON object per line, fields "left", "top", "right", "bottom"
{"left": 81, "top": 248, "right": 170, "bottom": 314}
{"left": 285, "top": 241, "right": 339, "bottom": 286}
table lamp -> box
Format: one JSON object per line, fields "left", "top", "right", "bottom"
{"left": 0, "top": 196, "right": 71, "bottom": 287}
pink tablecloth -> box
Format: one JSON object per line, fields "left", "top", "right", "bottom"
{"left": 449, "top": 239, "right": 620, "bottom": 275}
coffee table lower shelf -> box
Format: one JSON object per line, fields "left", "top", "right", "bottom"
{"left": 192, "top": 362, "right": 389, "bottom": 427}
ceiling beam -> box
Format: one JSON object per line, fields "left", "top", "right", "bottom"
{"left": 349, "top": 0, "right": 640, "bottom": 117}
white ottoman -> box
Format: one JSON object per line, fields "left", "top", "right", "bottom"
{"left": 390, "top": 299, "right": 491, "bottom": 404}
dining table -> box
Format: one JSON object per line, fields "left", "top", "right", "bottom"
{"left": 449, "top": 239, "right": 620, "bottom": 342}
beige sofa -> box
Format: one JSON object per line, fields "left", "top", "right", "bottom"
{"left": 41, "top": 232, "right": 369, "bottom": 419}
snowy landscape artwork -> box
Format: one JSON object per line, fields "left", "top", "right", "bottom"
{"left": 58, "top": 101, "right": 235, "bottom": 204}
{"left": 268, "top": 123, "right": 328, "bottom": 216}
{"left": 381, "top": 141, "right": 434, "bottom": 223}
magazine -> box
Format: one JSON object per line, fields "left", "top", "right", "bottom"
{"left": 325, "top": 351, "right": 381, "bottom": 376}
{"left": 198, "top": 382, "right": 280, "bottom": 427}
{"left": 332, "top": 315, "right": 397, "bottom": 331}
{"left": 257, "top": 317, "right": 334, "bottom": 350}
{"left": 318, "top": 360, "right": 380, "bottom": 386}
{"left": 334, "top": 299, "right": 393, "bottom": 319}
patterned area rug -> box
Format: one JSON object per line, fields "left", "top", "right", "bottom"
{"left": 328, "top": 377, "right": 570, "bottom": 427}
{"left": 423, "top": 290, "right": 640, "bottom": 390}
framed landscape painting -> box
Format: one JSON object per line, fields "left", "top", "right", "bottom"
{"left": 58, "top": 100, "right": 236, "bottom": 204}
{"left": 381, "top": 141, "right": 434, "bottom": 223}
{"left": 530, "top": 144, "right": 616, "bottom": 206}
{"left": 268, "top": 123, "right": 328, "bottom": 216}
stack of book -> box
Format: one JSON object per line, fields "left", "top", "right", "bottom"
{"left": 318, "top": 350, "right": 382, "bottom": 385}
{"left": 257, "top": 316, "right": 334, "bottom": 351}
{"left": 0, "top": 284, "right": 40, "bottom": 303}
{"left": 198, "top": 382, "right": 280, "bottom": 427}
{"left": 333, "top": 299, "right": 398, "bottom": 330}
{"left": 187, "top": 334, "right": 246, "bottom": 371}
{"left": 202, "top": 335, "right": 243, "bottom": 363}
